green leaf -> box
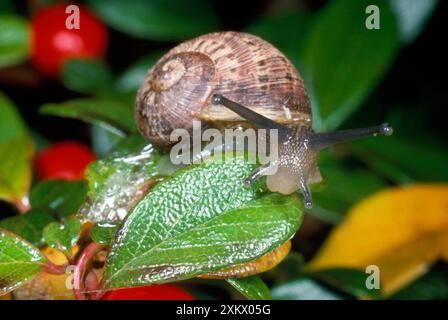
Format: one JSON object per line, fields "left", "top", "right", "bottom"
{"left": 103, "top": 155, "right": 303, "bottom": 289}
{"left": 389, "top": 0, "right": 438, "bottom": 44}
{"left": 0, "top": 228, "right": 45, "bottom": 294}
{"left": 39, "top": 98, "right": 136, "bottom": 136}
{"left": 29, "top": 179, "right": 88, "bottom": 219}
{"left": 91, "top": 223, "right": 118, "bottom": 245}
{"left": 0, "top": 91, "right": 27, "bottom": 144}
{"left": 0, "top": 208, "right": 54, "bottom": 247}
{"left": 227, "top": 276, "right": 272, "bottom": 300}
{"left": 389, "top": 269, "right": 448, "bottom": 300}
{"left": 0, "top": 137, "right": 34, "bottom": 203}
{"left": 351, "top": 137, "right": 448, "bottom": 182}
{"left": 81, "top": 136, "right": 162, "bottom": 222}
{"left": 0, "top": 15, "right": 30, "bottom": 67}
{"left": 246, "top": 11, "right": 313, "bottom": 68}
{"left": 43, "top": 218, "right": 82, "bottom": 255}
{"left": 116, "top": 52, "right": 163, "bottom": 93}
{"left": 272, "top": 278, "right": 344, "bottom": 300}
{"left": 311, "top": 163, "right": 386, "bottom": 224}
{"left": 87, "top": 0, "right": 219, "bottom": 41}
{"left": 62, "top": 59, "right": 115, "bottom": 95}
{"left": 311, "top": 268, "right": 382, "bottom": 299}
{"left": 302, "top": 0, "right": 399, "bottom": 130}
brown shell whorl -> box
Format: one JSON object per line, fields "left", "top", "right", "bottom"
{"left": 136, "top": 31, "right": 311, "bottom": 146}
{"left": 136, "top": 52, "right": 215, "bottom": 146}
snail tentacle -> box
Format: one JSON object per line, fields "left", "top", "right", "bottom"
{"left": 244, "top": 162, "right": 274, "bottom": 186}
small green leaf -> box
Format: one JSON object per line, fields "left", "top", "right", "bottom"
{"left": 87, "top": 0, "right": 219, "bottom": 40}
{"left": 29, "top": 179, "right": 88, "bottom": 219}
{"left": 91, "top": 223, "right": 118, "bottom": 245}
{"left": 0, "top": 208, "right": 54, "bottom": 246}
{"left": 389, "top": 0, "right": 438, "bottom": 44}
{"left": 0, "top": 91, "right": 27, "bottom": 144}
{"left": 116, "top": 52, "right": 163, "bottom": 93}
{"left": 227, "top": 276, "right": 272, "bottom": 300}
{"left": 103, "top": 155, "right": 303, "bottom": 289}
{"left": 310, "top": 268, "right": 382, "bottom": 299}
{"left": 0, "top": 228, "right": 45, "bottom": 294}
{"left": 40, "top": 98, "right": 136, "bottom": 136}
{"left": 62, "top": 59, "right": 115, "bottom": 95}
{"left": 43, "top": 218, "right": 82, "bottom": 255}
{"left": 272, "top": 278, "right": 343, "bottom": 300}
{"left": 81, "top": 136, "right": 162, "bottom": 222}
{"left": 0, "top": 15, "right": 30, "bottom": 67}
{"left": 0, "top": 137, "right": 34, "bottom": 203}
{"left": 302, "top": 0, "right": 399, "bottom": 130}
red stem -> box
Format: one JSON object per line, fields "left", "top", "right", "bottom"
{"left": 73, "top": 242, "right": 107, "bottom": 300}
{"left": 44, "top": 261, "right": 67, "bottom": 275}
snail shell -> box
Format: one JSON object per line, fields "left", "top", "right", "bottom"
{"left": 135, "top": 31, "right": 311, "bottom": 146}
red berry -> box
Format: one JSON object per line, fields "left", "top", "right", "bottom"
{"left": 31, "top": 4, "right": 108, "bottom": 77}
{"left": 35, "top": 141, "right": 95, "bottom": 181}
{"left": 101, "top": 284, "right": 194, "bottom": 300}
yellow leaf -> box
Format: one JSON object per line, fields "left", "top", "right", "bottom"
{"left": 309, "top": 184, "right": 448, "bottom": 296}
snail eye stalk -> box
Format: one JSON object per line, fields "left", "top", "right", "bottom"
{"left": 309, "top": 123, "right": 393, "bottom": 151}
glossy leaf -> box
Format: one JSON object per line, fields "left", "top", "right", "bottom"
{"left": 302, "top": 0, "right": 399, "bottom": 130}
{"left": 202, "top": 241, "right": 291, "bottom": 279}
{"left": 227, "top": 276, "right": 272, "bottom": 300}
{"left": 116, "top": 52, "right": 163, "bottom": 93}
{"left": 0, "top": 15, "right": 30, "bottom": 67}
{"left": 0, "top": 137, "right": 34, "bottom": 203}
{"left": 43, "top": 218, "right": 82, "bottom": 255}
{"left": 81, "top": 137, "right": 162, "bottom": 222}
{"left": 272, "top": 278, "right": 343, "bottom": 300}
{"left": 87, "top": 0, "right": 219, "bottom": 40}
{"left": 91, "top": 223, "right": 118, "bottom": 245}
{"left": 0, "top": 208, "right": 54, "bottom": 246}
{"left": 389, "top": 0, "right": 438, "bottom": 44}
{"left": 62, "top": 59, "right": 114, "bottom": 95}
{"left": 29, "top": 179, "right": 88, "bottom": 219}
{"left": 0, "top": 228, "right": 45, "bottom": 294}
{"left": 103, "top": 156, "right": 303, "bottom": 289}
{"left": 310, "top": 184, "right": 448, "bottom": 296}
{"left": 40, "top": 98, "right": 136, "bottom": 136}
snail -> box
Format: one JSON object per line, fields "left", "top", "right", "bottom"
{"left": 135, "top": 31, "right": 393, "bottom": 209}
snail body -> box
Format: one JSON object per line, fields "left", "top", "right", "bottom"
{"left": 136, "top": 31, "right": 393, "bottom": 208}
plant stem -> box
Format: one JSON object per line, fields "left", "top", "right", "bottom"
{"left": 44, "top": 261, "right": 68, "bottom": 275}
{"left": 73, "top": 242, "right": 108, "bottom": 300}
